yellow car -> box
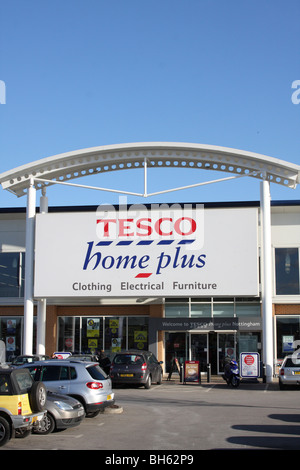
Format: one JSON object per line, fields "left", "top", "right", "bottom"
{"left": 0, "top": 366, "right": 46, "bottom": 447}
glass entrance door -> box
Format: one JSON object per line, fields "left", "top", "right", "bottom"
{"left": 165, "top": 332, "right": 188, "bottom": 374}
{"left": 218, "top": 332, "right": 236, "bottom": 375}
{"left": 190, "top": 334, "right": 208, "bottom": 373}
{"left": 164, "top": 331, "right": 238, "bottom": 376}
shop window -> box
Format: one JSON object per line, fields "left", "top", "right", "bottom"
{"left": 82, "top": 317, "right": 103, "bottom": 354}
{"left": 127, "top": 317, "right": 149, "bottom": 350}
{"left": 237, "top": 332, "right": 261, "bottom": 356}
{"left": 105, "top": 317, "right": 126, "bottom": 355}
{"left": 275, "top": 248, "right": 300, "bottom": 295}
{"left": 191, "top": 300, "right": 211, "bottom": 317}
{"left": 58, "top": 317, "right": 81, "bottom": 353}
{"left": 276, "top": 316, "right": 300, "bottom": 359}
{"left": 0, "top": 316, "right": 36, "bottom": 362}
{"left": 213, "top": 303, "right": 234, "bottom": 317}
{"left": 235, "top": 302, "right": 261, "bottom": 317}
{"left": 0, "top": 252, "right": 25, "bottom": 297}
{"left": 165, "top": 303, "right": 189, "bottom": 317}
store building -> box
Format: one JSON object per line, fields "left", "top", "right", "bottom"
{"left": 0, "top": 143, "right": 299, "bottom": 382}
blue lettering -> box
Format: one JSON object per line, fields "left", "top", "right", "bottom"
{"left": 83, "top": 241, "right": 102, "bottom": 270}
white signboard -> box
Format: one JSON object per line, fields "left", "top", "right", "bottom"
{"left": 240, "top": 352, "right": 260, "bottom": 378}
{"left": 34, "top": 205, "right": 258, "bottom": 298}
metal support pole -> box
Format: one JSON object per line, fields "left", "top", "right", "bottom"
{"left": 23, "top": 179, "right": 36, "bottom": 355}
{"left": 37, "top": 299, "right": 46, "bottom": 355}
{"left": 36, "top": 189, "right": 48, "bottom": 355}
{"left": 260, "top": 179, "right": 273, "bottom": 382}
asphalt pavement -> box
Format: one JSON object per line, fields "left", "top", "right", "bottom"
{"left": 3, "top": 375, "right": 299, "bottom": 456}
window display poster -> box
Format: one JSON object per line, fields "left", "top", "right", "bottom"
{"left": 6, "top": 336, "right": 15, "bottom": 352}
{"left": 283, "top": 335, "right": 294, "bottom": 352}
{"left": 111, "top": 338, "right": 122, "bottom": 352}
{"left": 87, "top": 318, "right": 100, "bottom": 337}
{"left": 134, "top": 330, "right": 147, "bottom": 350}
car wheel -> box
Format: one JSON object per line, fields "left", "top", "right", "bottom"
{"left": 33, "top": 412, "right": 55, "bottom": 435}
{"left": 29, "top": 381, "right": 47, "bottom": 412}
{"left": 145, "top": 375, "right": 152, "bottom": 389}
{"left": 0, "top": 417, "right": 11, "bottom": 447}
{"left": 279, "top": 380, "right": 286, "bottom": 390}
{"left": 86, "top": 410, "right": 100, "bottom": 418}
{"left": 157, "top": 371, "right": 162, "bottom": 385}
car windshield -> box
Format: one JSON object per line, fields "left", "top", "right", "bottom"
{"left": 284, "top": 358, "right": 300, "bottom": 367}
{"left": 12, "top": 356, "right": 37, "bottom": 364}
{"left": 113, "top": 354, "right": 144, "bottom": 365}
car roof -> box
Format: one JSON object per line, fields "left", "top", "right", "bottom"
{"left": 19, "top": 359, "right": 96, "bottom": 366}
{"left": 114, "top": 350, "right": 149, "bottom": 354}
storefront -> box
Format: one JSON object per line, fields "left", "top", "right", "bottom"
{"left": 150, "top": 306, "right": 262, "bottom": 375}
{"left": 0, "top": 143, "right": 300, "bottom": 381}
{"left": 0, "top": 199, "right": 299, "bottom": 379}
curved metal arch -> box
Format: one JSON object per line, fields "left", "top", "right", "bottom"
{"left": 0, "top": 142, "right": 299, "bottom": 197}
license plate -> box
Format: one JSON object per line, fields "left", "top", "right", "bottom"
{"left": 32, "top": 416, "right": 37, "bottom": 423}
{"left": 107, "top": 394, "right": 112, "bottom": 401}
{"left": 120, "top": 373, "right": 134, "bottom": 377}
{"left": 294, "top": 371, "right": 300, "bottom": 375}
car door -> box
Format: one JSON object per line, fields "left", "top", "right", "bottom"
{"left": 39, "top": 365, "right": 71, "bottom": 394}
{"left": 147, "top": 353, "right": 160, "bottom": 382}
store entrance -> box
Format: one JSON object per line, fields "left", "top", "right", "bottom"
{"left": 165, "top": 331, "right": 238, "bottom": 376}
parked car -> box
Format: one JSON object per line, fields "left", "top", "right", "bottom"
{"left": 19, "top": 359, "right": 115, "bottom": 417}
{"left": 279, "top": 354, "right": 300, "bottom": 389}
{"left": 33, "top": 391, "right": 85, "bottom": 435}
{"left": 68, "top": 353, "right": 111, "bottom": 375}
{"left": 11, "top": 355, "right": 50, "bottom": 366}
{"left": 0, "top": 366, "right": 46, "bottom": 447}
{"left": 110, "top": 350, "right": 163, "bottom": 389}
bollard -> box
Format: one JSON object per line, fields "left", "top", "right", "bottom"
{"left": 263, "top": 364, "right": 266, "bottom": 383}
{"left": 207, "top": 363, "right": 211, "bottom": 382}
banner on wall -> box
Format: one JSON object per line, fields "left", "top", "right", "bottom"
{"left": 34, "top": 205, "right": 258, "bottom": 298}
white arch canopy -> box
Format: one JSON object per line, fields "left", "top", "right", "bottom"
{"left": 0, "top": 142, "right": 299, "bottom": 197}
{"left": 1, "top": 142, "right": 299, "bottom": 384}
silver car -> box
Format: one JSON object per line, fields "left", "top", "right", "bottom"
{"left": 279, "top": 354, "right": 300, "bottom": 389}
{"left": 20, "top": 359, "right": 115, "bottom": 416}
{"left": 33, "top": 391, "right": 85, "bottom": 434}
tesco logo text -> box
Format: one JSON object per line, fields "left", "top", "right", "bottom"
{"left": 96, "top": 217, "right": 197, "bottom": 238}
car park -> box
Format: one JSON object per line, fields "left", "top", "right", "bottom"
{"left": 110, "top": 350, "right": 163, "bottom": 389}
{"left": 19, "top": 359, "right": 115, "bottom": 416}
{"left": 33, "top": 391, "right": 85, "bottom": 435}
{"left": 0, "top": 366, "right": 46, "bottom": 447}
{"left": 279, "top": 354, "right": 300, "bottom": 389}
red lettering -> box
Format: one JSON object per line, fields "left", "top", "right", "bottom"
{"left": 174, "top": 217, "right": 196, "bottom": 236}
{"left": 136, "top": 218, "right": 152, "bottom": 236}
{"left": 119, "top": 218, "right": 134, "bottom": 236}
{"left": 96, "top": 217, "right": 197, "bottom": 237}
{"left": 155, "top": 218, "right": 173, "bottom": 236}
{"left": 96, "top": 219, "right": 117, "bottom": 237}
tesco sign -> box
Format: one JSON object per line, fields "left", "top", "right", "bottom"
{"left": 34, "top": 204, "right": 258, "bottom": 298}
{"left": 96, "top": 216, "right": 197, "bottom": 238}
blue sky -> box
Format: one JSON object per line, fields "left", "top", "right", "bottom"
{"left": 0, "top": 0, "right": 299, "bottom": 208}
